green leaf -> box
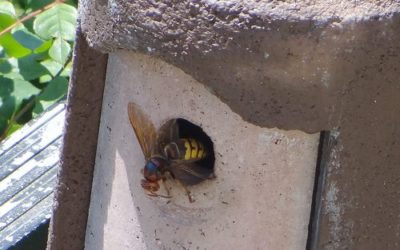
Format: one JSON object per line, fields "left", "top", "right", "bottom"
{"left": 33, "top": 76, "right": 68, "bottom": 114}
{"left": 33, "top": 3, "right": 77, "bottom": 41}
{"left": 0, "top": 76, "right": 15, "bottom": 119}
{"left": 22, "top": 0, "right": 53, "bottom": 12}
{"left": 0, "top": 33, "right": 31, "bottom": 57}
{"left": 5, "top": 121, "right": 22, "bottom": 136}
{"left": 34, "top": 39, "right": 52, "bottom": 53}
{"left": 0, "top": 2, "right": 16, "bottom": 17}
{"left": 10, "top": 1, "right": 25, "bottom": 18}
{"left": 2, "top": 58, "right": 23, "bottom": 79}
{"left": 39, "top": 75, "right": 51, "bottom": 83}
{"left": 37, "top": 57, "right": 71, "bottom": 82}
{"left": 12, "top": 26, "right": 44, "bottom": 50}
{"left": 48, "top": 37, "right": 70, "bottom": 64}
{"left": 13, "top": 78, "right": 40, "bottom": 103}
{"left": 18, "top": 54, "right": 49, "bottom": 80}
{"left": 60, "top": 60, "right": 72, "bottom": 77}
{"left": 4, "top": 72, "right": 24, "bottom": 80}
{"left": 0, "top": 58, "right": 12, "bottom": 74}
{"left": 0, "top": 76, "right": 39, "bottom": 119}
{"left": 38, "top": 76, "right": 68, "bottom": 101}
{"left": 0, "top": 116, "right": 7, "bottom": 136}
{"left": 40, "top": 59, "right": 62, "bottom": 76}
{"left": 0, "top": 12, "right": 31, "bottom": 57}
{"left": 0, "top": 76, "right": 13, "bottom": 93}
{"left": 0, "top": 12, "right": 15, "bottom": 28}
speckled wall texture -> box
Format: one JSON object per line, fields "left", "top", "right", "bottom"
{"left": 84, "top": 52, "right": 319, "bottom": 249}
{"left": 56, "top": 1, "right": 400, "bottom": 249}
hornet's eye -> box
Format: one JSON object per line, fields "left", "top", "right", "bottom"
{"left": 145, "top": 161, "right": 157, "bottom": 172}
{"left": 143, "top": 161, "right": 160, "bottom": 181}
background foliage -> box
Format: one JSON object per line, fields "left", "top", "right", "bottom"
{"left": 0, "top": 0, "right": 77, "bottom": 141}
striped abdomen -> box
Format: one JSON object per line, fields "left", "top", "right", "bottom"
{"left": 164, "top": 138, "right": 207, "bottom": 161}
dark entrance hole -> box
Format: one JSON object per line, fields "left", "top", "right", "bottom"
{"left": 173, "top": 118, "right": 215, "bottom": 185}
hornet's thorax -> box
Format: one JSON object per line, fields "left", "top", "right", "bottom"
{"left": 128, "top": 101, "right": 214, "bottom": 202}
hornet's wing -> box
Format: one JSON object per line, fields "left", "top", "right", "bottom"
{"left": 127, "top": 102, "right": 157, "bottom": 159}
{"left": 168, "top": 161, "right": 215, "bottom": 185}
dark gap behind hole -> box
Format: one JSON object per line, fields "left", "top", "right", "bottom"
{"left": 306, "top": 131, "right": 331, "bottom": 250}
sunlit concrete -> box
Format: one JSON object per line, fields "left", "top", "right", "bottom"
{"left": 85, "top": 52, "right": 319, "bottom": 250}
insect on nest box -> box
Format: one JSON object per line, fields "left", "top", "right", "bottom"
{"left": 128, "top": 102, "right": 216, "bottom": 203}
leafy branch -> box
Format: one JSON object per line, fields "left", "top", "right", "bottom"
{"left": 0, "top": 0, "right": 65, "bottom": 38}
{"left": 0, "top": 0, "right": 77, "bottom": 141}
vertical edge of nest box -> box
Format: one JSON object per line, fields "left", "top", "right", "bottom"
{"left": 46, "top": 24, "right": 108, "bottom": 250}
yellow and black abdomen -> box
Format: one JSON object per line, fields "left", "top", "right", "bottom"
{"left": 164, "top": 138, "right": 207, "bottom": 161}
{"left": 182, "top": 138, "right": 207, "bottom": 161}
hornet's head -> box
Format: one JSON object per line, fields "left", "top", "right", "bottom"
{"left": 143, "top": 159, "right": 163, "bottom": 182}
{"left": 141, "top": 158, "right": 164, "bottom": 192}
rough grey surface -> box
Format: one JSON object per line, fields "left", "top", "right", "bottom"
{"left": 85, "top": 52, "right": 319, "bottom": 250}
{"left": 317, "top": 86, "right": 400, "bottom": 249}
{"left": 81, "top": 1, "right": 400, "bottom": 132}
{"left": 78, "top": 1, "right": 400, "bottom": 249}
{"left": 81, "top": 0, "right": 400, "bottom": 53}
{"left": 46, "top": 28, "right": 108, "bottom": 250}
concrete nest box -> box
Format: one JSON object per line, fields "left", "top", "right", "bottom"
{"left": 47, "top": 1, "right": 400, "bottom": 250}
{"left": 86, "top": 52, "right": 319, "bottom": 249}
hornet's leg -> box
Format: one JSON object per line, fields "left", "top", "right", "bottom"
{"left": 166, "top": 170, "right": 194, "bottom": 203}
{"left": 161, "top": 177, "right": 171, "bottom": 196}
{"left": 176, "top": 179, "right": 194, "bottom": 203}
{"left": 146, "top": 191, "right": 172, "bottom": 199}
{"left": 141, "top": 179, "right": 171, "bottom": 199}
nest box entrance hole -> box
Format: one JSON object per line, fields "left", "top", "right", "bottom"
{"left": 175, "top": 118, "right": 215, "bottom": 183}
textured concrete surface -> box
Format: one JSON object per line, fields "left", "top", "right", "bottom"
{"left": 80, "top": 1, "right": 400, "bottom": 132}
{"left": 84, "top": 52, "right": 319, "bottom": 250}
{"left": 316, "top": 89, "right": 400, "bottom": 249}
{"left": 65, "top": 1, "right": 400, "bottom": 249}
{"left": 81, "top": 0, "right": 400, "bottom": 53}
{"left": 46, "top": 28, "right": 108, "bottom": 250}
